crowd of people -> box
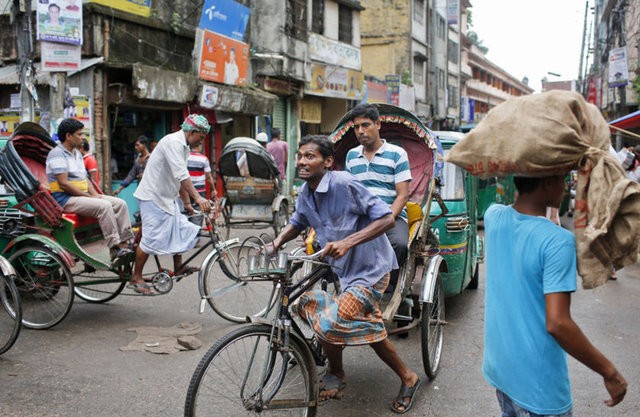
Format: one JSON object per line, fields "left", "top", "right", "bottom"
{"left": 44, "top": 103, "right": 631, "bottom": 415}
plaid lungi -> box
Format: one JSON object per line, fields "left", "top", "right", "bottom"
{"left": 296, "top": 273, "right": 389, "bottom": 346}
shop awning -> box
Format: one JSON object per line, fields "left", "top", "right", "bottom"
{"left": 609, "top": 110, "right": 640, "bottom": 130}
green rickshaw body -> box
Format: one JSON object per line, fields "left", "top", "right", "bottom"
{"left": 477, "top": 176, "right": 516, "bottom": 219}
{"left": 430, "top": 131, "right": 484, "bottom": 297}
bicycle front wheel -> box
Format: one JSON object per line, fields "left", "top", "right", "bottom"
{"left": 185, "top": 323, "right": 318, "bottom": 417}
{"left": 0, "top": 274, "right": 21, "bottom": 355}
{"left": 201, "top": 242, "right": 276, "bottom": 323}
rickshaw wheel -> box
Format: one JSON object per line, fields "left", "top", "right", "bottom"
{"left": 273, "top": 201, "right": 289, "bottom": 236}
{"left": 0, "top": 273, "right": 21, "bottom": 355}
{"left": 420, "top": 271, "right": 445, "bottom": 380}
{"left": 72, "top": 263, "right": 127, "bottom": 303}
{"left": 8, "top": 245, "right": 74, "bottom": 330}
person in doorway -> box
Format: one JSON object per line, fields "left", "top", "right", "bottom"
{"left": 79, "top": 138, "right": 101, "bottom": 192}
{"left": 266, "top": 127, "right": 288, "bottom": 181}
{"left": 269, "top": 135, "right": 422, "bottom": 414}
{"left": 46, "top": 119, "right": 133, "bottom": 262}
{"left": 130, "top": 115, "right": 212, "bottom": 294}
{"left": 187, "top": 142, "right": 216, "bottom": 201}
{"left": 113, "top": 136, "right": 151, "bottom": 196}
{"left": 483, "top": 175, "right": 627, "bottom": 416}
{"left": 223, "top": 47, "right": 239, "bottom": 85}
{"left": 344, "top": 104, "right": 411, "bottom": 290}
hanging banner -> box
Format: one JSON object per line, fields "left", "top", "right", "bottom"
{"left": 364, "top": 80, "right": 388, "bottom": 104}
{"left": 447, "top": 0, "right": 460, "bottom": 25}
{"left": 198, "top": 30, "right": 249, "bottom": 86}
{"left": 199, "top": 0, "right": 251, "bottom": 42}
{"left": 608, "top": 47, "right": 629, "bottom": 88}
{"left": 0, "top": 112, "right": 20, "bottom": 138}
{"left": 41, "top": 42, "right": 82, "bottom": 72}
{"left": 37, "top": 0, "right": 83, "bottom": 45}
{"left": 89, "top": 0, "right": 151, "bottom": 17}
{"left": 385, "top": 74, "right": 400, "bottom": 105}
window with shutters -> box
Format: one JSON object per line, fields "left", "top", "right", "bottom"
{"left": 338, "top": 5, "right": 352, "bottom": 44}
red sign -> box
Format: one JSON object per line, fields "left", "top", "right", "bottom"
{"left": 198, "top": 30, "right": 249, "bottom": 86}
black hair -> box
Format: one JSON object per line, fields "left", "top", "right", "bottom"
{"left": 57, "top": 118, "right": 84, "bottom": 143}
{"left": 81, "top": 138, "right": 90, "bottom": 152}
{"left": 49, "top": 3, "right": 60, "bottom": 12}
{"left": 271, "top": 127, "right": 281, "bottom": 138}
{"left": 513, "top": 176, "right": 547, "bottom": 194}
{"left": 299, "top": 135, "right": 334, "bottom": 160}
{"left": 347, "top": 103, "right": 380, "bottom": 122}
{"left": 135, "top": 135, "right": 149, "bottom": 147}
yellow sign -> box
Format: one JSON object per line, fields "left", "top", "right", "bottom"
{"left": 89, "top": 0, "right": 151, "bottom": 17}
{"left": 305, "top": 63, "right": 364, "bottom": 100}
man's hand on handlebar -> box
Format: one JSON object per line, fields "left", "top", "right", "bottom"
{"left": 196, "top": 197, "right": 212, "bottom": 213}
{"left": 321, "top": 240, "right": 351, "bottom": 260}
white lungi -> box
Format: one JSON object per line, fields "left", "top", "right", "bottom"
{"left": 138, "top": 199, "right": 200, "bottom": 255}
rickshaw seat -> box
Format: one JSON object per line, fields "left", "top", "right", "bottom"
{"left": 22, "top": 157, "right": 48, "bottom": 186}
{"left": 61, "top": 213, "right": 99, "bottom": 229}
{"left": 406, "top": 201, "right": 423, "bottom": 242}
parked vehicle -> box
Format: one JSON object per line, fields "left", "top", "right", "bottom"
{"left": 217, "top": 137, "right": 290, "bottom": 238}
{"left": 429, "top": 131, "right": 485, "bottom": 296}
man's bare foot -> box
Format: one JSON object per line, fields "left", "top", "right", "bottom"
{"left": 319, "top": 373, "right": 346, "bottom": 401}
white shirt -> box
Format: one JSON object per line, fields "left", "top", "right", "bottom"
{"left": 224, "top": 60, "right": 239, "bottom": 85}
{"left": 134, "top": 130, "right": 191, "bottom": 214}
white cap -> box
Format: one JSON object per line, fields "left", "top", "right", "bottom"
{"left": 256, "top": 132, "right": 268, "bottom": 143}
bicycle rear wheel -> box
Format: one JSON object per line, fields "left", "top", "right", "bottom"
{"left": 72, "top": 263, "right": 126, "bottom": 303}
{"left": 0, "top": 273, "right": 21, "bottom": 355}
{"left": 185, "top": 323, "right": 317, "bottom": 417}
{"left": 201, "top": 241, "right": 276, "bottom": 323}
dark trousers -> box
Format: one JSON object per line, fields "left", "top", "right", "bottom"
{"left": 386, "top": 217, "right": 408, "bottom": 288}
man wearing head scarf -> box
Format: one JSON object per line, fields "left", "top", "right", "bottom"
{"left": 129, "top": 115, "right": 212, "bottom": 294}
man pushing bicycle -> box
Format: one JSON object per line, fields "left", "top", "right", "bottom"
{"left": 269, "top": 135, "right": 422, "bottom": 414}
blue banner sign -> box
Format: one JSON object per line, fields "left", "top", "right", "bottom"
{"left": 199, "top": 0, "right": 251, "bottom": 42}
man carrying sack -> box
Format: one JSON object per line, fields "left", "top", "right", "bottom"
{"left": 446, "top": 91, "right": 636, "bottom": 416}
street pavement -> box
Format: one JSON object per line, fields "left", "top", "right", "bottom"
{"left": 0, "top": 228, "right": 639, "bottom": 417}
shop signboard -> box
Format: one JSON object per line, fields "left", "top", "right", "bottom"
{"left": 608, "top": 47, "right": 629, "bottom": 88}
{"left": 37, "top": 0, "right": 83, "bottom": 45}
{"left": 0, "top": 112, "right": 20, "bottom": 138}
{"left": 385, "top": 74, "right": 400, "bottom": 105}
{"left": 305, "top": 63, "right": 364, "bottom": 100}
{"left": 198, "top": 30, "right": 249, "bottom": 86}
{"left": 89, "top": 0, "right": 151, "bottom": 17}
{"left": 308, "top": 33, "right": 361, "bottom": 70}
{"left": 199, "top": 0, "right": 250, "bottom": 42}
{"left": 41, "top": 42, "right": 81, "bottom": 72}
{"left": 199, "top": 84, "right": 220, "bottom": 109}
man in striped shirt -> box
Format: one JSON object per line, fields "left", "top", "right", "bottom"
{"left": 345, "top": 104, "right": 411, "bottom": 287}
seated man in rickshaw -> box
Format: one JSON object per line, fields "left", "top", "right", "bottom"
{"left": 344, "top": 104, "right": 411, "bottom": 288}
{"left": 46, "top": 118, "right": 134, "bottom": 260}
{"left": 130, "top": 114, "right": 212, "bottom": 295}
{"left": 269, "top": 135, "right": 422, "bottom": 414}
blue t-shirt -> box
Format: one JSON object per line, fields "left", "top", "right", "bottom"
{"left": 482, "top": 204, "right": 577, "bottom": 415}
{"left": 290, "top": 171, "right": 397, "bottom": 289}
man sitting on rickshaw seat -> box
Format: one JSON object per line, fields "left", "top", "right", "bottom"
{"left": 344, "top": 104, "right": 411, "bottom": 290}
{"left": 46, "top": 118, "right": 134, "bottom": 261}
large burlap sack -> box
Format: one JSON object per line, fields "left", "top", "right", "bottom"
{"left": 446, "top": 90, "right": 640, "bottom": 288}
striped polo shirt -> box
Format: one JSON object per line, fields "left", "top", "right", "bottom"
{"left": 345, "top": 139, "right": 412, "bottom": 220}
{"left": 46, "top": 144, "right": 89, "bottom": 206}
{"left": 187, "top": 151, "right": 212, "bottom": 194}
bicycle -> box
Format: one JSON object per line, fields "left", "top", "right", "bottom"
{"left": 0, "top": 256, "right": 21, "bottom": 355}
{"left": 185, "top": 247, "right": 334, "bottom": 416}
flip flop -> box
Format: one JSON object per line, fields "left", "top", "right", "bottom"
{"left": 319, "top": 373, "right": 346, "bottom": 403}
{"left": 127, "top": 282, "right": 155, "bottom": 296}
{"left": 390, "top": 378, "right": 423, "bottom": 414}
{"left": 174, "top": 266, "right": 201, "bottom": 276}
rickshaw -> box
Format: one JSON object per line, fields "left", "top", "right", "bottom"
{"left": 217, "top": 137, "right": 290, "bottom": 238}
{"left": 429, "top": 131, "right": 484, "bottom": 296}
{"left": 0, "top": 123, "right": 263, "bottom": 330}
{"left": 329, "top": 104, "right": 447, "bottom": 378}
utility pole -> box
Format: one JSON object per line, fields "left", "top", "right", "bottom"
{"left": 578, "top": 1, "right": 588, "bottom": 95}
{"left": 13, "top": 0, "right": 35, "bottom": 123}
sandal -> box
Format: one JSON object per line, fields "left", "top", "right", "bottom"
{"left": 127, "top": 282, "right": 154, "bottom": 296}
{"left": 174, "top": 266, "right": 200, "bottom": 276}
{"left": 390, "top": 378, "right": 422, "bottom": 414}
{"left": 319, "top": 373, "right": 346, "bottom": 402}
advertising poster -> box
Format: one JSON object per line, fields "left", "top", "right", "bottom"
{"left": 89, "top": 0, "right": 151, "bottom": 17}
{"left": 41, "top": 42, "right": 81, "bottom": 72}
{"left": 64, "top": 95, "right": 92, "bottom": 145}
{"left": 608, "top": 47, "right": 629, "bottom": 88}
{"left": 365, "top": 80, "right": 389, "bottom": 104}
{"left": 199, "top": 0, "right": 251, "bottom": 42}
{"left": 385, "top": 74, "right": 400, "bottom": 105}
{"left": 198, "top": 30, "right": 249, "bottom": 86}
{"left": 37, "top": 0, "right": 83, "bottom": 45}
{"left": 0, "top": 113, "right": 21, "bottom": 138}
{"left": 306, "top": 63, "right": 364, "bottom": 100}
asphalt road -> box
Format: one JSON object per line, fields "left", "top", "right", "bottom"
{"left": 1, "top": 229, "right": 639, "bottom": 417}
